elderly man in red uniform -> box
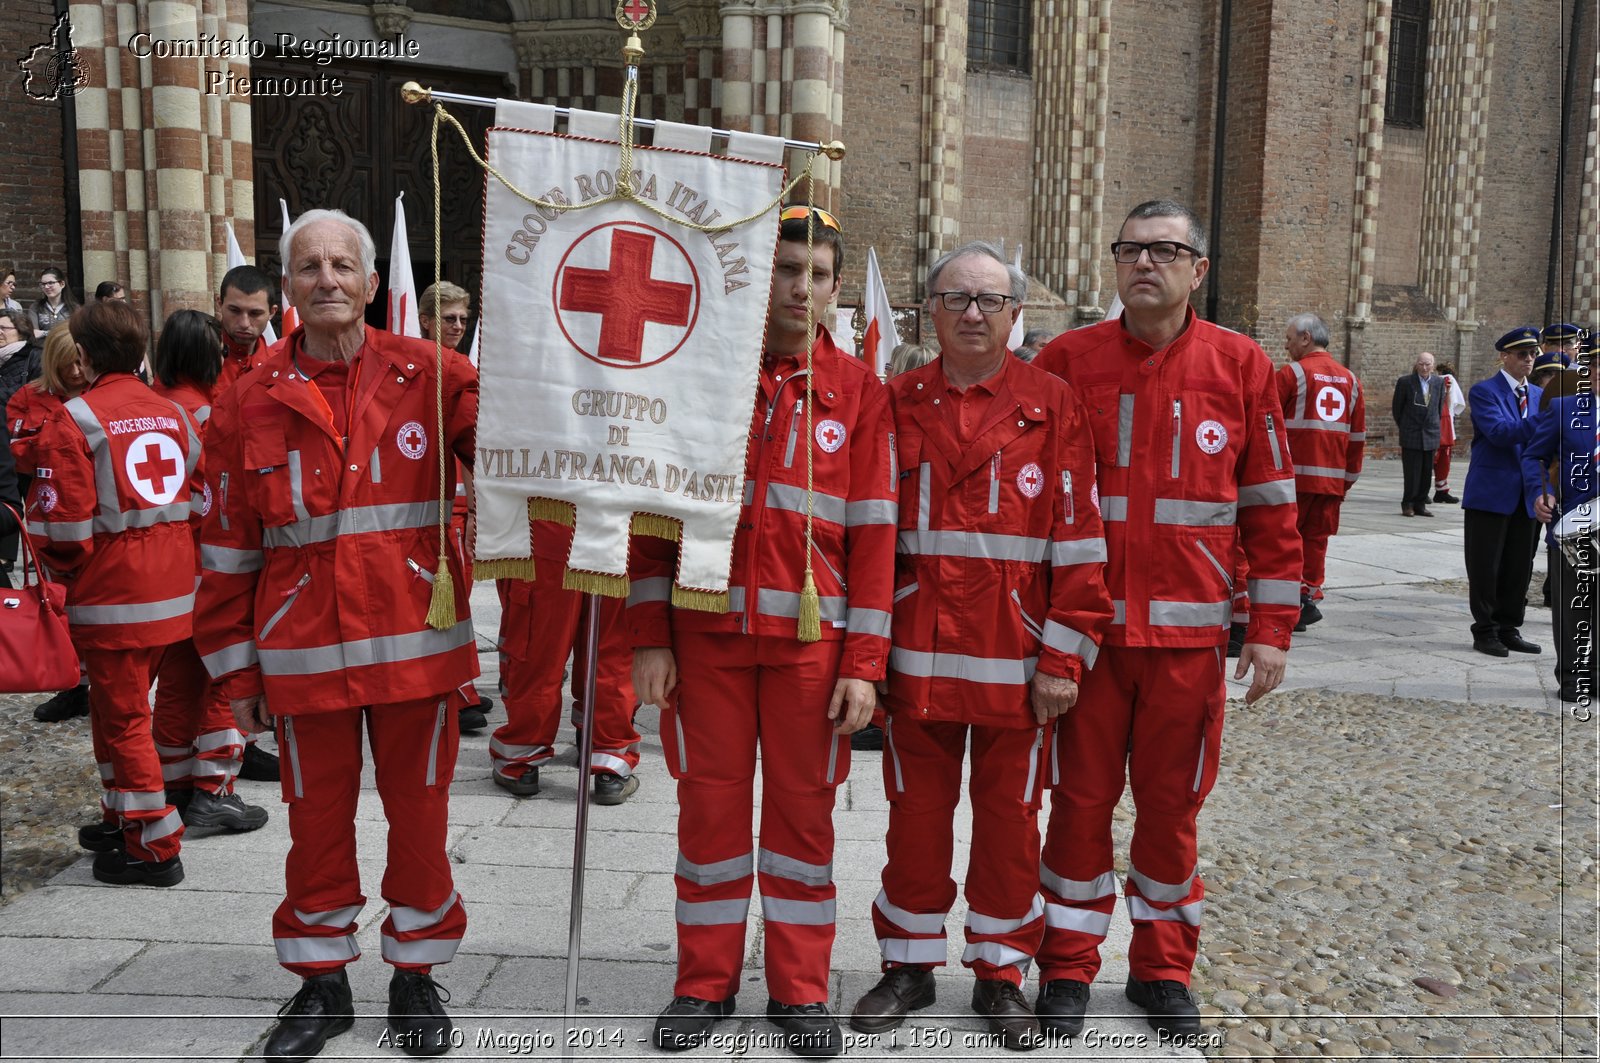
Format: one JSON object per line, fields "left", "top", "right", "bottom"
{"left": 1277, "top": 312, "right": 1365, "bottom": 630}
{"left": 1031, "top": 200, "right": 1299, "bottom": 1040}
{"left": 849, "top": 241, "right": 1112, "bottom": 1050}
{"left": 631, "top": 207, "right": 896, "bottom": 1057}
{"left": 196, "top": 209, "right": 478, "bottom": 1062}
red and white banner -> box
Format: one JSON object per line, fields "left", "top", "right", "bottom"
{"left": 474, "top": 109, "right": 785, "bottom": 595}
{"left": 278, "top": 198, "right": 299, "bottom": 339}
{"left": 862, "top": 247, "right": 899, "bottom": 377}
{"left": 387, "top": 192, "right": 421, "bottom": 338}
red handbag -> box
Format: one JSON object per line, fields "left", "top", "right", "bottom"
{"left": 0, "top": 503, "right": 80, "bottom": 694}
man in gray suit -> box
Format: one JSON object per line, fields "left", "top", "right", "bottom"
{"left": 1391, "top": 351, "right": 1445, "bottom": 517}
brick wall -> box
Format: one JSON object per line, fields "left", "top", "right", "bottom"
{"left": 1374, "top": 127, "right": 1425, "bottom": 286}
{"left": 1, "top": 0, "right": 75, "bottom": 309}
{"left": 958, "top": 69, "right": 1033, "bottom": 248}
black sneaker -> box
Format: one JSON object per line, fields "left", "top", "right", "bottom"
{"left": 183, "top": 790, "right": 269, "bottom": 832}
{"left": 654, "top": 994, "right": 737, "bottom": 1050}
{"left": 1035, "top": 978, "right": 1090, "bottom": 1037}
{"left": 387, "top": 969, "right": 454, "bottom": 1057}
{"left": 91, "top": 849, "right": 184, "bottom": 887}
{"left": 33, "top": 685, "right": 89, "bottom": 722}
{"left": 265, "top": 969, "right": 354, "bottom": 1062}
{"left": 78, "top": 820, "right": 122, "bottom": 853}
{"left": 1433, "top": 490, "right": 1459, "bottom": 504}
{"left": 493, "top": 766, "right": 540, "bottom": 797}
{"left": 1298, "top": 598, "right": 1323, "bottom": 629}
{"left": 240, "top": 742, "right": 281, "bottom": 782}
{"left": 475, "top": 694, "right": 496, "bottom": 716}
{"left": 1124, "top": 977, "right": 1200, "bottom": 1038}
{"left": 766, "top": 1000, "right": 842, "bottom": 1057}
{"left": 1226, "top": 623, "right": 1246, "bottom": 658}
{"left": 592, "top": 771, "right": 639, "bottom": 806}
{"left": 850, "top": 723, "right": 884, "bottom": 751}
{"left": 458, "top": 705, "right": 488, "bottom": 734}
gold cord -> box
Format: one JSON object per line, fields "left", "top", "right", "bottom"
{"left": 424, "top": 107, "right": 458, "bottom": 630}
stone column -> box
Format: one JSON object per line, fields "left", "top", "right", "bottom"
{"left": 791, "top": 2, "right": 836, "bottom": 202}
{"left": 919, "top": 0, "right": 966, "bottom": 278}
{"left": 720, "top": 1, "right": 756, "bottom": 132}
{"left": 1347, "top": 0, "right": 1392, "bottom": 325}
{"left": 1571, "top": 45, "right": 1600, "bottom": 322}
{"left": 679, "top": 1, "right": 723, "bottom": 127}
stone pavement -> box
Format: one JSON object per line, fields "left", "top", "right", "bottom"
{"left": 0, "top": 458, "right": 1566, "bottom": 1062}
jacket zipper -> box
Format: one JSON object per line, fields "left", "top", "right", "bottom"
{"left": 1194, "top": 539, "right": 1234, "bottom": 591}
{"left": 1171, "top": 399, "right": 1183, "bottom": 478}
{"left": 218, "top": 472, "right": 230, "bottom": 531}
{"left": 1022, "top": 727, "right": 1045, "bottom": 803}
{"left": 259, "top": 572, "right": 311, "bottom": 640}
{"left": 425, "top": 700, "right": 445, "bottom": 786}
{"left": 783, "top": 399, "right": 802, "bottom": 467}
{"left": 989, "top": 452, "right": 1002, "bottom": 514}
{"left": 407, "top": 558, "right": 435, "bottom": 584}
{"left": 1266, "top": 413, "right": 1284, "bottom": 470}
{"left": 370, "top": 447, "right": 382, "bottom": 484}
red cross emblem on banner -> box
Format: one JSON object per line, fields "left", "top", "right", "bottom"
{"left": 124, "top": 432, "right": 185, "bottom": 505}
{"left": 556, "top": 222, "right": 700, "bottom": 370}
{"left": 1315, "top": 385, "right": 1346, "bottom": 423}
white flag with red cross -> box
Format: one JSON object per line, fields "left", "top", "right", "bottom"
{"left": 386, "top": 192, "right": 421, "bottom": 338}
{"left": 861, "top": 247, "right": 899, "bottom": 377}
{"left": 473, "top": 104, "right": 786, "bottom": 597}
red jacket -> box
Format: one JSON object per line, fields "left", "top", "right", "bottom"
{"left": 628, "top": 329, "right": 897, "bottom": 681}
{"left": 885, "top": 355, "right": 1112, "bottom": 727}
{"left": 1276, "top": 350, "right": 1365, "bottom": 496}
{"left": 25, "top": 373, "right": 199, "bottom": 649}
{"left": 1035, "top": 313, "right": 1301, "bottom": 649}
{"left": 152, "top": 376, "right": 216, "bottom": 570}
{"left": 216, "top": 334, "right": 273, "bottom": 398}
{"left": 8, "top": 386, "right": 65, "bottom": 475}
{"left": 193, "top": 326, "right": 479, "bottom": 712}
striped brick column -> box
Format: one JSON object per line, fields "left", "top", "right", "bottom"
{"left": 720, "top": 1, "right": 757, "bottom": 132}
{"left": 918, "top": 0, "right": 966, "bottom": 279}
{"left": 1454, "top": 0, "right": 1497, "bottom": 326}
{"left": 1572, "top": 45, "right": 1600, "bottom": 322}
{"left": 1347, "top": 0, "right": 1392, "bottom": 324}
{"left": 790, "top": 2, "right": 839, "bottom": 205}
{"left": 679, "top": 3, "right": 723, "bottom": 127}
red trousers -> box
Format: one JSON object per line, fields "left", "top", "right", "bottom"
{"left": 1296, "top": 492, "right": 1343, "bottom": 597}
{"left": 492, "top": 575, "right": 639, "bottom": 780}
{"left": 1039, "top": 645, "right": 1225, "bottom": 985}
{"left": 1433, "top": 444, "right": 1453, "bottom": 490}
{"left": 663, "top": 630, "right": 848, "bottom": 1005}
{"left": 83, "top": 646, "right": 184, "bottom": 862}
{"left": 873, "top": 717, "right": 1049, "bottom": 986}
{"left": 151, "top": 638, "right": 243, "bottom": 795}
{"left": 272, "top": 697, "right": 465, "bottom": 977}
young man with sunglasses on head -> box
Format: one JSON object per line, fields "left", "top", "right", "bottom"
{"left": 630, "top": 205, "right": 896, "bottom": 1057}
{"left": 1031, "top": 200, "right": 1299, "bottom": 1042}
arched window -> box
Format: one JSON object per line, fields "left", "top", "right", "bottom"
{"left": 1385, "top": 0, "right": 1429, "bottom": 128}
{"left": 968, "top": 0, "right": 1031, "bottom": 72}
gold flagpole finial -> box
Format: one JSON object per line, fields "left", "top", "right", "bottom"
{"left": 400, "top": 81, "right": 431, "bottom": 105}
{"left": 617, "top": 0, "right": 657, "bottom": 62}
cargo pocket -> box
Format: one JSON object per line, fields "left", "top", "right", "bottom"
{"left": 661, "top": 697, "right": 688, "bottom": 781}
{"left": 424, "top": 699, "right": 459, "bottom": 792}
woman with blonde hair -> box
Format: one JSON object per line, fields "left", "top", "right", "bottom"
{"left": 888, "top": 341, "right": 935, "bottom": 379}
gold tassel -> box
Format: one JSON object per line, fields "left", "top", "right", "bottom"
{"left": 672, "top": 586, "right": 731, "bottom": 613}
{"left": 530, "top": 497, "right": 576, "bottom": 525}
{"left": 797, "top": 570, "right": 822, "bottom": 643}
{"left": 425, "top": 549, "right": 458, "bottom": 630}
{"left": 631, "top": 513, "right": 682, "bottom": 541}
{"left": 562, "top": 569, "right": 629, "bottom": 597}
{"left": 472, "top": 557, "right": 539, "bottom": 581}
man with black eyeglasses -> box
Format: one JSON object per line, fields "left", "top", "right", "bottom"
{"left": 1031, "top": 200, "right": 1299, "bottom": 1042}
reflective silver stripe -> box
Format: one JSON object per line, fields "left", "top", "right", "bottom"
{"left": 890, "top": 647, "right": 1037, "bottom": 685}
{"left": 628, "top": 577, "right": 672, "bottom": 606}
{"left": 1154, "top": 498, "right": 1236, "bottom": 526}
{"left": 1283, "top": 418, "right": 1352, "bottom": 434}
{"left": 489, "top": 737, "right": 552, "bottom": 762}
{"left": 32, "top": 517, "right": 93, "bottom": 542}
{"left": 258, "top": 574, "right": 309, "bottom": 641}
{"left": 381, "top": 935, "right": 461, "bottom": 965}
{"left": 676, "top": 851, "right": 754, "bottom": 886}
{"left": 1349, "top": 431, "right": 1366, "bottom": 442}
{"left": 194, "top": 405, "right": 211, "bottom": 425}
{"left": 1238, "top": 480, "right": 1296, "bottom": 507}
{"left": 917, "top": 463, "right": 931, "bottom": 530}
{"left": 103, "top": 789, "right": 167, "bottom": 812}
{"left": 425, "top": 701, "right": 445, "bottom": 786}
{"left": 898, "top": 529, "right": 1048, "bottom": 563}
{"left": 1195, "top": 539, "right": 1232, "bottom": 588}
{"left": 139, "top": 809, "right": 183, "bottom": 845}
{"left": 761, "top": 897, "right": 836, "bottom": 925}
{"left": 892, "top": 581, "right": 919, "bottom": 604}
{"left": 1022, "top": 727, "right": 1042, "bottom": 801}
{"left": 1111, "top": 599, "right": 1126, "bottom": 624}
{"left": 1041, "top": 620, "right": 1096, "bottom": 663}
{"left": 783, "top": 402, "right": 801, "bottom": 466}
{"left": 1149, "top": 600, "right": 1229, "bottom": 627}
{"left": 590, "top": 751, "right": 632, "bottom": 775}
{"left": 286, "top": 449, "right": 308, "bottom": 520}
{"left": 390, "top": 890, "right": 459, "bottom": 933}
{"left": 988, "top": 453, "right": 1001, "bottom": 513}
{"left": 874, "top": 889, "right": 947, "bottom": 933}
{"left": 825, "top": 732, "right": 839, "bottom": 784}
{"left": 847, "top": 607, "right": 891, "bottom": 638}
{"left": 218, "top": 472, "right": 230, "bottom": 531}
{"left": 1052, "top": 538, "right": 1107, "bottom": 566}
{"left": 1293, "top": 464, "right": 1347, "bottom": 479}
{"left": 960, "top": 940, "right": 1032, "bottom": 973}
{"left": 191, "top": 759, "right": 237, "bottom": 779}
{"left": 1098, "top": 495, "right": 1129, "bottom": 521}
{"left": 160, "top": 760, "right": 195, "bottom": 782}
{"left": 1289, "top": 361, "right": 1308, "bottom": 420}
{"left": 1117, "top": 394, "right": 1134, "bottom": 467}
{"left": 1193, "top": 736, "right": 1207, "bottom": 791}
{"left": 965, "top": 894, "right": 1045, "bottom": 936}
{"left": 261, "top": 500, "right": 442, "bottom": 548}
{"left": 155, "top": 741, "right": 191, "bottom": 758}
{"left": 98, "top": 761, "right": 114, "bottom": 783}
{"left": 258, "top": 620, "right": 475, "bottom": 676}
{"left": 676, "top": 898, "right": 751, "bottom": 926}
{"left": 370, "top": 447, "right": 382, "bottom": 484}
{"left": 276, "top": 935, "right": 360, "bottom": 965}
{"left": 758, "top": 848, "right": 832, "bottom": 887}
{"left": 201, "top": 639, "right": 258, "bottom": 677}
{"left": 195, "top": 728, "right": 246, "bottom": 753}
{"left": 880, "top": 937, "right": 947, "bottom": 964}
{"left": 201, "top": 544, "right": 264, "bottom": 573}
{"left": 1247, "top": 578, "right": 1302, "bottom": 606}
{"left": 742, "top": 478, "right": 756, "bottom": 506}
{"left": 1040, "top": 865, "right": 1118, "bottom": 902}
{"left": 1345, "top": 471, "right": 1361, "bottom": 483}
{"left": 1044, "top": 902, "right": 1113, "bottom": 936}
{"left": 294, "top": 903, "right": 364, "bottom": 927}
{"left": 674, "top": 712, "right": 689, "bottom": 773}
{"left": 766, "top": 482, "right": 845, "bottom": 525}
{"left": 1126, "top": 897, "right": 1204, "bottom": 926}
{"left": 284, "top": 716, "right": 304, "bottom": 800}
{"left": 63, "top": 396, "right": 121, "bottom": 529}
{"left": 1266, "top": 414, "right": 1283, "bottom": 468}
{"left": 1128, "top": 866, "right": 1197, "bottom": 904}
{"left": 885, "top": 716, "right": 904, "bottom": 793}
{"left": 756, "top": 588, "right": 845, "bottom": 623}
{"left": 846, "top": 498, "right": 897, "bottom": 526}
{"left": 67, "top": 590, "right": 195, "bottom": 626}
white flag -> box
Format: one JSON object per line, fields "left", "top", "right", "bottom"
{"left": 278, "top": 199, "right": 299, "bottom": 338}
{"left": 224, "top": 222, "right": 277, "bottom": 345}
{"left": 1104, "top": 293, "right": 1124, "bottom": 321}
{"left": 862, "top": 247, "right": 900, "bottom": 377}
{"left": 387, "top": 192, "right": 421, "bottom": 338}
{"left": 1007, "top": 243, "right": 1026, "bottom": 350}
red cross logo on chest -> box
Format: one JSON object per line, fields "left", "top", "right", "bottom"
{"left": 557, "top": 225, "right": 698, "bottom": 369}
{"left": 405, "top": 427, "right": 423, "bottom": 451}
{"left": 133, "top": 443, "right": 178, "bottom": 495}
{"left": 1016, "top": 461, "right": 1044, "bottom": 498}
{"left": 821, "top": 425, "right": 841, "bottom": 447}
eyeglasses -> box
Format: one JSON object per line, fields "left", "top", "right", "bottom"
{"left": 0, "top": 322, "right": 17, "bottom": 333}
{"left": 933, "top": 291, "right": 1013, "bottom": 314}
{"left": 779, "top": 205, "right": 842, "bottom": 233}
{"left": 430, "top": 314, "right": 470, "bottom": 325}
{"left": 1110, "top": 240, "right": 1203, "bottom": 264}
{"left": 39, "top": 278, "right": 62, "bottom": 287}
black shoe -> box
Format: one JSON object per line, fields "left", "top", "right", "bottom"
{"left": 493, "top": 767, "right": 540, "bottom": 797}
{"left": 1298, "top": 598, "right": 1323, "bottom": 628}
{"left": 167, "top": 788, "right": 194, "bottom": 815}
{"left": 475, "top": 694, "right": 496, "bottom": 716}
{"left": 1414, "top": 506, "right": 1434, "bottom": 517}
{"left": 91, "top": 849, "right": 184, "bottom": 887}
{"left": 1226, "top": 623, "right": 1246, "bottom": 658}
{"left": 1499, "top": 632, "right": 1542, "bottom": 654}
{"left": 766, "top": 1000, "right": 842, "bottom": 1057}
{"left": 970, "top": 980, "right": 1043, "bottom": 1050}
{"left": 458, "top": 705, "right": 487, "bottom": 734}
{"left": 592, "top": 771, "right": 639, "bottom": 806}
{"left": 387, "top": 969, "right": 454, "bottom": 1057}
{"left": 1433, "top": 490, "right": 1459, "bottom": 504}
{"left": 850, "top": 723, "right": 884, "bottom": 751}
{"left": 183, "top": 789, "right": 269, "bottom": 832}
{"left": 1035, "top": 978, "right": 1090, "bottom": 1037}
{"left": 1473, "top": 637, "right": 1510, "bottom": 658}
{"left": 849, "top": 966, "right": 936, "bottom": 1033}
{"left": 1124, "top": 977, "right": 1200, "bottom": 1039}
{"left": 77, "top": 820, "right": 122, "bottom": 853}
{"left": 265, "top": 970, "right": 354, "bottom": 1063}
{"left": 240, "top": 743, "right": 281, "bottom": 782}
{"left": 653, "top": 995, "right": 737, "bottom": 1050}
{"left": 33, "top": 685, "right": 89, "bottom": 722}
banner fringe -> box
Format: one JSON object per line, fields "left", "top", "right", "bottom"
{"left": 531, "top": 498, "right": 576, "bottom": 526}
{"left": 562, "top": 569, "right": 629, "bottom": 597}
{"left": 631, "top": 513, "right": 681, "bottom": 541}
{"left": 672, "top": 586, "right": 730, "bottom": 613}
{"left": 473, "top": 558, "right": 538, "bottom": 581}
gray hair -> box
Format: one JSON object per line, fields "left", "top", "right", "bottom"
{"left": 1121, "top": 200, "right": 1208, "bottom": 258}
{"left": 926, "top": 241, "right": 1028, "bottom": 305}
{"left": 279, "top": 208, "right": 378, "bottom": 282}
{"left": 1287, "top": 312, "right": 1330, "bottom": 348}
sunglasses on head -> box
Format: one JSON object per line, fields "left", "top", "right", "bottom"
{"left": 779, "top": 205, "right": 842, "bottom": 233}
